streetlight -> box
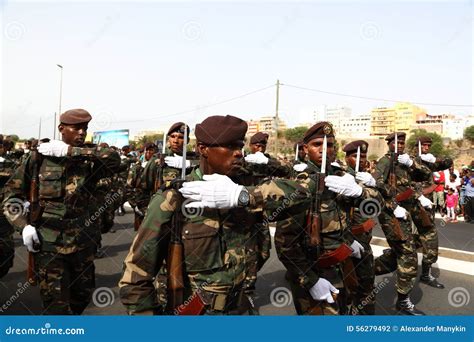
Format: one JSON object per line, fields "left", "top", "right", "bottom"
{"left": 55, "top": 64, "right": 63, "bottom": 139}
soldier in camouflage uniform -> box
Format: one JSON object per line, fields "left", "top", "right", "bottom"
{"left": 372, "top": 132, "right": 432, "bottom": 315}
{"left": 411, "top": 136, "right": 453, "bottom": 289}
{"left": 119, "top": 115, "right": 276, "bottom": 315}
{"left": 181, "top": 122, "right": 381, "bottom": 316}
{"left": 115, "top": 145, "right": 135, "bottom": 216}
{"left": 343, "top": 140, "right": 382, "bottom": 315}
{"left": 0, "top": 136, "right": 20, "bottom": 278}
{"left": 3, "top": 109, "right": 120, "bottom": 315}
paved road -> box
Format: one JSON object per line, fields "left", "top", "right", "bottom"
{"left": 1, "top": 211, "right": 472, "bottom": 315}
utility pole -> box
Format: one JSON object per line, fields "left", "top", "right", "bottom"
{"left": 56, "top": 64, "right": 63, "bottom": 139}
{"left": 274, "top": 79, "right": 280, "bottom": 155}
{"left": 38, "top": 117, "right": 42, "bottom": 139}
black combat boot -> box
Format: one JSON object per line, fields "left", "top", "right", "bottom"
{"left": 420, "top": 263, "right": 445, "bottom": 289}
{"left": 396, "top": 292, "right": 425, "bottom": 315}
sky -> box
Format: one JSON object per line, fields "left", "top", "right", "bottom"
{"left": 1, "top": 0, "right": 472, "bottom": 140}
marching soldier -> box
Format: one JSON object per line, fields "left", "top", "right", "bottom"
{"left": 372, "top": 132, "right": 432, "bottom": 315}
{"left": 412, "top": 136, "right": 453, "bottom": 288}
{"left": 180, "top": 122, "right": 380, "bottom": 315}
{"left": 119, "top": 115, "right": 270, "bottom": 315}
{"left": 343, "top": 140, "right": 382, "bottom": 315}
{"left": 2, "top": 109, "right": 120, "bottom": 314}
{"left": 0, "top": 136, "right": 19, "bottom": 278}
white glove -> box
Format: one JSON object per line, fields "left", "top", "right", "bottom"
{"left": 355, "top": 172, "right": 376, "bottom": 187}
{"left": 350, "top": 240, "right": 365, "bottom": 259}
{"left": 420, "top": 153, "right": 436, "bottom": 163}
{"left": 418, "top": 194, "right": 433, "bottom": 209}
{"left": 293, "top": 163, "right": 307, "bottom": 172}
{"left": 179, "top": 174, "right": 243, "bottom": 209}
{"left": 331, "top": 161, "right": 342, "bottom": 168}
{"left": 393, "top": 205, "right": 408, "bottom": 220}
{"left": 22, "top": 224, "right": 40, "bottom": 252}
{"left": 244, "top": 152, "right": 269, "bottom": 165}
{"left": 164, "top": 154, "right": 191, "bottom": 169}
{"left": 37, "top": 140, "right": 69, "bottom": 157}
{"left": 397, "top": 153, "right": 413, "bottom": 167}
{"left": 309, "top": 278, "right": 339, "bottom": 304}
{"left": 325, "top": 173, "right": 363, "bottom": 198}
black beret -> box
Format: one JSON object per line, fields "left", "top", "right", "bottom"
{"left": 343, "top": 140, "right": 369, "bottom": 154}
{"left": 250, "top": 132, "right": 269, "bottom": 145}
{"left": 417, "top": 136, "right": 432, "bottom": 144}
{"left": 144, "top": 142, "right": 157, "bottom": 150}
{"left": 60, "top": 109, "right": 92, "bottom": 125}
{"left": 385, "top": 132, "right": 406, "bottom": 142}
{"left": 195, "top": 115, "right": 247, "bottom": 146}
{"left": 167, "top": 122, "right": 190, "bottom": 139}
{"left": 40, "top": 138, "right": 50, "bottom": 143}
{"left": 303, "top": 122, "right": 335, "bottom": 143}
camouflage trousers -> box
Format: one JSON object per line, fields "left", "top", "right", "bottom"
{"left": 410, "top": 204, "right": 438, "bottom": 266}
{"left": 34, "top": 246, "right": 95, "bottom": 315}
{"left": 350, "top": 239, "right": 375, "bottom": 315}
{"left": 244, "top": 222, "right": 271, "bottom": 294}
{"left": 0, "top": 216, "right": 14, "bottom": 279}
{"left": 374, "top": 208, "right": 417, "bottom": 295}
{"left": 289, "top": 267, "right": 346, "bottom": 315}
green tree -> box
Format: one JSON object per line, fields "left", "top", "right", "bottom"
{"left": 284, "top": 126, "right": 308, "bottom": 142}
{"left": 406, "top": 129, "right": 449, "bottom": 157}
{"left": 464, "top": 125, "right": 474, "bottom": 143}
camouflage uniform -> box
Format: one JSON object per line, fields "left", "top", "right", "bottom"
{"left": 3, "top": 145, "right": 120, "bottom": 314}
{"left": 119, "top": 168, "right": 273, "bottom": 315}
{"left": 271, "top": 161, "right": 381, "bottom": 315}
{"left": 373, "top": 152, "right": 431, "bottom": 297}
{"left": 0, "top": 151, "right": 20, "bottom": 278}
{"left": 345, "top": 165, "right": 381, "bottom": 315}
{"left": 412, "top": 156, "right": 452, "bottom": 286}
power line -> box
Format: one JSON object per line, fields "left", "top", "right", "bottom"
{"left": 282, "top": 83, "right": 474, "bottom": 108}
{"left": 113, "top": 84, "right": 275, "bottom": 124}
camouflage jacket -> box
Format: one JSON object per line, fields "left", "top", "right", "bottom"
{"left": 2, "top": 145, "right": 120, "bottom": 254}
{"left": 245, "top": 153, "right": 292, "bottom": 184}
{"left": 345, "top": 165, "right": 384, "bottom": 244}
{"left": 414, "top": 156, "right": 453, "bottom": 196}
{"left": 373, "top": 152, "right": 432, "bottom": 209}
{"left": 119, "top": 168, "right": 268, "bottom": 314}
{"left": 249, "top": 160, "right": 379, "bottom": 290}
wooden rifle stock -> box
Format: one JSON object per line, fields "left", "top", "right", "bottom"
{"left": 306, "top": 172, "right": 324, "bottom": 247}
{"left": 388, "top": 152, "right": 405, "bottom": 240}
{"left": 27, "top": 148, "right": 42, "bottom": 286}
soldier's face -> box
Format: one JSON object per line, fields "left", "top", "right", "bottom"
{"left": 168, "top": 132, "right": 185, "bottom": 154}
{"left": 421, "top": 143, "right": 431, "bottom": 153}
{"left": 304, "top": 136, "right": 335, "bottom": 167}
{"left": 250, "top": 143, "right": 266, "bottom": 153}
{"left": 298, "top": 148, "right": 306, "bottom": 160}
{"left": 199, "top": 141, "right": 244, "bottom": 176}
{"left": 59, "top": 123, "right": 88, "bottom": 146}
{"left": 144, "top": 148, "right": 155, "bottom": 161}
{"left": 388, "top": 139, "right": 405, "bottom": 153}
{"left": 345, "top": 152, "right": 367, "bottom": 171}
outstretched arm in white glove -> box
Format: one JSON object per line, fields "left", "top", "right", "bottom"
{"left": 22, "top": 224, "right": 40, "bottom": 252}
{"left": 418, "top": 194, "right": 433, "bottom": 209}
{"left": 355, "top": 172, "right": 376, "bottom": 187}
{"left": 397, "top": 153, "right": 413, "bottom": 167}
{"left": 350, "top": 240, "right": 365, "bottom": 259}
{"left": 309, "top": 278, "right": 340, "bottom": 304}
{"left": 420, "top": 153, "right": 436, "bottom": 163}
{"left": 293, "top": 163, "right": 308, "bottom": 172}
{"left": 164, "top": 154, "right": 191, "bottom": 169}
{"left": 37, "top": 140, "right": 70, "bottom": 157}
{"left": 325, "top": 173, "right": 363, "bottom": 198}
{"left": 244, "top": 152, "right": 269, "bottom": 165}
{"left": 393, "top": 205, "right": 408, "bottom": 220}
{"left": 179, "top": 174, "right": 243, "bottom": 209}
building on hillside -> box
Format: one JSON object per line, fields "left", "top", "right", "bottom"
{"left": 339, "top": 113, "right": 371, "bottom": 139}
{"left": 370, "top": 107, "right": 396, "bottom": 138}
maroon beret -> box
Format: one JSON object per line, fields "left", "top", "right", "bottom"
{"left": 60, "top": 109, "right": 92, "bottom": 125}
{"left": 343, "top": 140, "right": 369, "bottom": 154}
{"left": 250, "top": 132, "right": 269, "bottom": 145}
{"left": 167, "top": 122, "right": 190, "bottom": 139}
{"left": 385, "top": 132, "right": 406, "bottom": 142}
{"left": 417, "top": 136, "right": 432, "bottom": 144}
{"left": 144, "top": 142, "right": 157, "bottom": 150}
{"left": 195, "top": 115, "right": 247, "bottom": 146}
{"left": 303, "top": 122, "right": 335, "bottom": 143}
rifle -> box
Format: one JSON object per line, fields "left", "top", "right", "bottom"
{"left": 27, "top": 144, "right": 43, "bottom": 285}
{"left": 154, "top": 134, "right": 167, "bottom": 193}
{"left": 167, "top": 125, "right": 187, "bottom": 313}
{"left": 388, "top": 133, "right": 405, "bottom": 240}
